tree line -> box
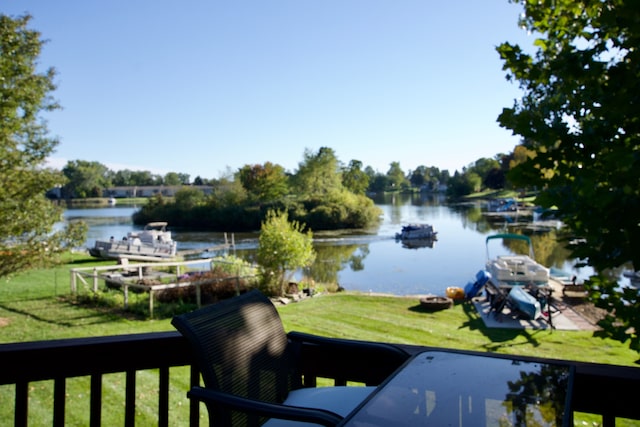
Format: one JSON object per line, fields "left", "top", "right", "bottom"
{"left": 56, "top": 150, "right": 529, "bottom": 200}
{"left": 129, "top": 144, "right": 534, "bottom": 231}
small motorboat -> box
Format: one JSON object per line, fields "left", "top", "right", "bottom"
{"left": 486, "top": 197, "right": 518, "bottom": 213}
{"left": 395, "top": 224, "right": 437, "bottom": 240}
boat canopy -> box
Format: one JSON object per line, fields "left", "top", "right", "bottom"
{"left": 143, "top": 222, "right": 169, "bottom": 232}
{"left": 485, "top": 233, "right": 534, "bottom": 259}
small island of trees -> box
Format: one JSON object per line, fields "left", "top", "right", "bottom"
{"left": 134, "top": 147, "right": 384, "bottom": 231}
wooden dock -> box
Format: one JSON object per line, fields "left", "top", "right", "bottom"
{"left": 70, "top": 255, "right": 256, "bottom": 318}
{"left": 175, "top": 233, "right": 236, "bottom": 259}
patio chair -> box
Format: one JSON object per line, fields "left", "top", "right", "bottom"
{"left": 171, "top": 289, "right": 410, "bottom": 426}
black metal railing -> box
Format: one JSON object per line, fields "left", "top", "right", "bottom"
{"left": 1, "top": 332, "right": 639, "bottom": 426}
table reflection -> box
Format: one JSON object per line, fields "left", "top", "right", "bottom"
{"left": 340, "top": 351, "right": 573, "bottom": 427}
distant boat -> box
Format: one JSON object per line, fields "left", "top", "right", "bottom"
{"left": 88, "top": 221, "right": 178, "bottom": 262}
{"left": 486, "top": 198, "right": 518, "bottom": 212}
{"left": 624, "top": 271, "right": 640, "bottom": 288}
{"left": 108, "top": 197, "right": 117, "bottom": 205}
{"left": 395, "top": 224, "right": 437, "bottom": 241}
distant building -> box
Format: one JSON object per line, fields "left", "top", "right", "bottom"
{"left": 104, "top": 185, "right": 214, "bottom": 198}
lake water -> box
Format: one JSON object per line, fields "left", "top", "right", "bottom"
{"left": 63, "top": 194, "right": 593, "bottom": 296}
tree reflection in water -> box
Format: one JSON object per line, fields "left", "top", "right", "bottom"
{"left": 304, "top": 244, "right": 369, "bottom": 285}
{"left": 503, "top": 363, "right": 572, "bottom": 427}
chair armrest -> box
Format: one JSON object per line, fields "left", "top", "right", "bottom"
{"left": 288, "top": 331, "right": 410, "bottom": 386}
{"left": 188, "top": 386, "right": 343, "bottom": 426}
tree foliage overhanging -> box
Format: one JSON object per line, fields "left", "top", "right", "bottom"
{"left": 497, "top": 1, "right": 640, "bottom": 350}
{"left": 0, "top": 14, "right": 87, "bottom": 278}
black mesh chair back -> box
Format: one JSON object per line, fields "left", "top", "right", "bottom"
{"left": 172, "top": 290, "right": 299, "bottom": 426}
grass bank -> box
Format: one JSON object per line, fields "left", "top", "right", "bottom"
{"left": 1, "top": 253, "right": 637, "bottom": 365}
{"left": 0, "top": 254, "right": 638, "bottom": 425}
{"left": 278, "top": 293, "right": 637, "bottom": 366}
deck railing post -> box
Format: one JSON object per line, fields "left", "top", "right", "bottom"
{"left": 125, "top": 370, "right": 136, "bottom": 427}
{"left": 53, "top": 377, "right": 66, "bottom": 426}
{"left": 90, "top": 374, "right": 102, "bottom": 427}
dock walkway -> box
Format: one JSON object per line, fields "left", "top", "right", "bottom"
{"left": 70, "top": 257, "right": 257, "bottom": 318}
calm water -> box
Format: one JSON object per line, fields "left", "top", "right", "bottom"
{"left": 63, "top": 194, "right": 593, "bottom": 296}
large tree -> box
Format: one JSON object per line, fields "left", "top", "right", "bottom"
{"left": 237, "top": 162, "right": 289, "bottom": 203}
{"left": 0, "top": 14, "right": 86, "bottom": 277}
{"left": 62, "top": 160, "right": 111, "bottom": 198}
{"left": 341, "top": 159, "right": 370, "bottom": 195}
{"left": 498, "top": 1, "right": 640, "bottom": 349}
{"left": 408, "top": 166, "right": 427, "bottom": 188}
{"left": 292, "top": 147, "right": 343, "bottom": 197}
{"left": 386, "top": 162, "right": 408, "bottom": 191}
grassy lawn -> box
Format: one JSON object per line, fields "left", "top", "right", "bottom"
{"left": 0, "top": 253, "right": 638, "bottom": 425}
{"left": 277, "top": 293, "right": 638, "bottom": 366}
{"left": 2, "top": 254, "right": 637, "bottom": 366}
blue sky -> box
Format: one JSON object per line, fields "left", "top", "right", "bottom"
{"left": 4, "top": 1, "right": 534, "bottom": 180}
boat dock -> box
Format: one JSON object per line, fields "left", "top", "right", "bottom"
{"left": 176, "top": 233, "right": 236, "bottom": 259}
{"left": 70, "top": 255, "right": 256, "bottom": 318}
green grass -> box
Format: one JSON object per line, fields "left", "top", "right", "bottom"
{"left": 1, "top": 254, "right": 638, "bottom": 425}
{"left": 277, "top": 293, "right": 638, "bottom": 366}
{"left": 4, "top": 255, "right": 637, "bottom": 366}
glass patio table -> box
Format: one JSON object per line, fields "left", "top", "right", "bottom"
{"left": 339, "top": 350, "right": 574, "bottom": 427}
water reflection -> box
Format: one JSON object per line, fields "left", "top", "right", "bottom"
{"left": 65, "top": 195, "right": 594, "bottom": 296}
